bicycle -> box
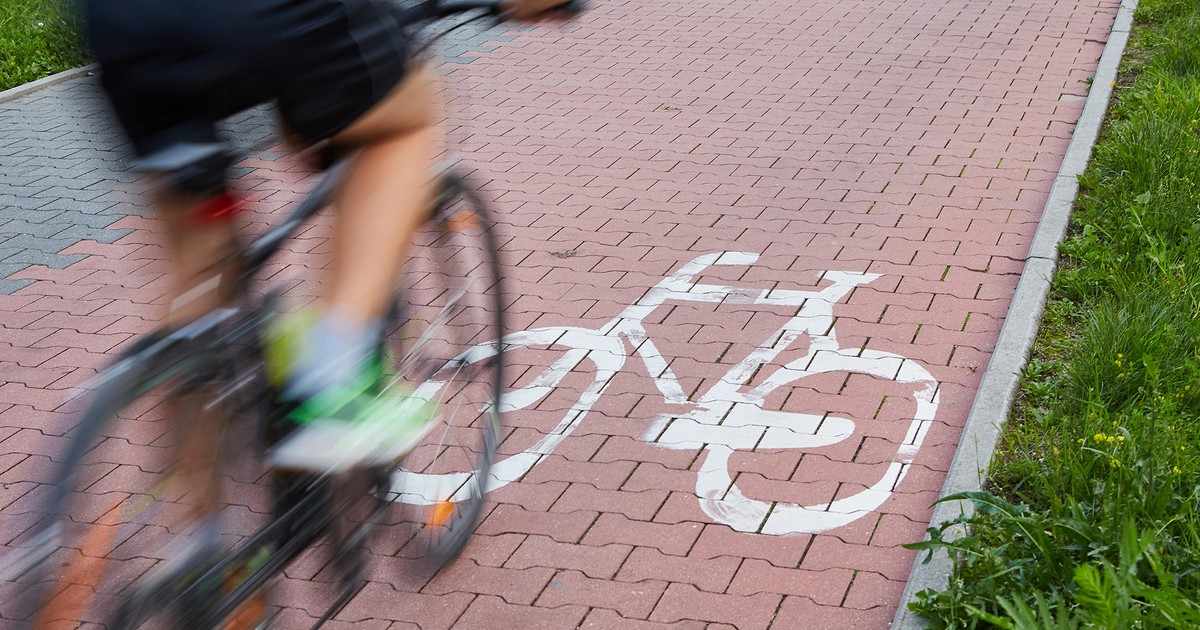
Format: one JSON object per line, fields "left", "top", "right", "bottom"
{"left": 438, "top": 251, "right": 942, "bottom": 536}
{"left": 0, "top": 0, "right": 582, "bottom": 624}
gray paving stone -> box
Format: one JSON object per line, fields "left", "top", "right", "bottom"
{"left": 34, "top": 197, "right": 119, "bottom": 215}
{"left": 0, "top": 199, "right": 55, "bottom": 215}
{"left": 2, "top": 249, "right": 87, "bottom": 268}
{"left": 0, "top": 219, "right": 69, "bottom": 238}
{"left": 0, "top": 174, "right": 45, "bottom": 187}
{"left": 59, "top": 212, "right": 128, "bottom": 229}
{"left": 1, "top": 234, "right": 79, "bottom": 253}
{"left": 0, "top": 279, "right": 34, "bottom": 293}
{"left": 0, "top": 189, "right": 53, "bottom": 205}
{"left": 30, "top": 174, "right": 108, "bottom": 190}
{"left": 2, "top": 208, "right": 66, "bottom": 225}
{"left": 0, "top": 23, "right": 516, "bottom": 294}
{"left": 52, "top": 225, "right": 130, "bottom": 244}
{"left": 30, "top": 185, "right": 108, "bottom": 203}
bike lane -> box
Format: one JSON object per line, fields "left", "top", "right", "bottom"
{"left": 0, "top": 0, "right": 1121, "bottom": 627}
{"left": 418, "top": 0, "right": 1121, "bottom": 627}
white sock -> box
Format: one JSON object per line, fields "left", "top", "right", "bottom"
{"left": 285, "top": 310, "right": 383, "bottom": 400}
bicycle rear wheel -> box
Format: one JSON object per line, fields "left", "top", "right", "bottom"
{"left": 380, "top": 172, "right": 504, "bottom": 567}
{"left": 0, "top": 328, "right": 271, "bottom": 629}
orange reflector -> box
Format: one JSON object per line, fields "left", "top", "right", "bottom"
{"left": 428, "top": 501, "right": 455, "bottom": 527}
{"left": 447, "top": 210, "right": 480, "bottom": 233}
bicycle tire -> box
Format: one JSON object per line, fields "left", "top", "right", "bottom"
{"left": 377, "top": 171, "right": 504, "bottom": 568}
{"left": 4, "top": 326, "right": 271, "bottom": 629}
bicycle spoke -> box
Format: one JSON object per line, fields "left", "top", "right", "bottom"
{"left": 378, "top": 175, "right": 501, "bottom": 567}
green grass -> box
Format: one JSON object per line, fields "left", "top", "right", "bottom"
{"left": 0, "top": 0, "right": 87, "bottom": 91}
{"left": 907, "top": 0, "right": 1200, "bottom": 626}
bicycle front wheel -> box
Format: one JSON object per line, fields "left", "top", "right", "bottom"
{"left": 380, "top": 171, "right": 504, "bottom": 567}
{"left": 0, "top": 331, "right": 269, "bottom": 629}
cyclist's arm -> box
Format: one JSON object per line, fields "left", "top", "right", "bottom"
{"left": 394, "top": 0, "right": 582, "bottom": 27}
{"left": 498, "top": 0, "right": 579, "bottom": 20}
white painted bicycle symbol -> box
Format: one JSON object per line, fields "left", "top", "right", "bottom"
{"left": 402, "top": 251, "right": 940, "bottom": 535}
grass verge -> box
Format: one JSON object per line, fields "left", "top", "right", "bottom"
{"left": 906, "top": 0, "right": 1200, "bottom": 627}
{"left": 0, "top": 0, "right": 87, "bottom": 91}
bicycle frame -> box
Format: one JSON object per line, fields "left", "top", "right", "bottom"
{"left": 465, "top": 252, "right": 940, "bottom": 535}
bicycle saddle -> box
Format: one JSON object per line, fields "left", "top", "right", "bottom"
{"left": 134, "top": 142, "right": 232, "bottom": 196}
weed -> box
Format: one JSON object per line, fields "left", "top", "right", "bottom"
{"left": 910, "top": 0, "right": 1200, "bottom": 625}
{"left": 0, "top": 0, "right": 87, "bottom": 91}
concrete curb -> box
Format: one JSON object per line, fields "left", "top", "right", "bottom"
{"left": 0, "top": 64, "right": 97, "bottom": 105}
{"left": 890, "top": 0, "right": 1139, "bottom": 627}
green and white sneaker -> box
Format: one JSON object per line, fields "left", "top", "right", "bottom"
{"left": 263, "top": 310, "right": 438, "bottom": 473}
{"left": 267, "top": 384, "right": 438, "bottom": 472}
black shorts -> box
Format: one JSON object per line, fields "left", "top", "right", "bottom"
{"left": 86, "top": 0, "right": 411, "bottom": 156}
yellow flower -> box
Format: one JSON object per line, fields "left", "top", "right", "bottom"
{"left": 1117, "top": 435, "right": 1125, "bottom": 442}
{"left": 1174, "top": 466, "right": 1182, "bottom": 475}
{"left": 1107, "top": 436, "right": 1116, "bottom": 444}
{"left": 1094, "top": 433, "right": 1105, "bottom": 442}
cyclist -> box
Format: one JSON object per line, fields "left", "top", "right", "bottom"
{"left": 84, "top": 0, "right": 567, "bottom": 474}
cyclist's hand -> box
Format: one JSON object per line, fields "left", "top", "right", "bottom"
{"left": 499, "top": 0, "right": 582, "bottom": 21}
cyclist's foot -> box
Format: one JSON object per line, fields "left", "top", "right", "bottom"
{"left": 267, "top": 386, "right": 438, "bottom": 472}
{"left": 264, "top": 308, "right": 437, "bottom": 472}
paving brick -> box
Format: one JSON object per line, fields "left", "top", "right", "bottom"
{"left": 536, "top": 569, "right": 668, "bottom": 618}
{"left": 0, "top": 324, "right": 54, "bottom": 347}
{"left": 580, "top": 609, "right": 707, "bottom": 630}
{"left": 455, "top": 594, "right": 588, "bottom": 629}
{"left": 0, "top": 404, "right": 76, "bottom": 436}
{"left": 31, "top": 329, "right": 130, "bottom": 354}
{"left": 490, "top": 476, "right": 568, "bottom": 511}
{"left": 505, "top": 534, "right": 632, "bottom": 578}
{"left": 0, "top": 362, "right": 74, "bottom": 389}
{"left": 649, "top": 583, "right": 781, "bottom": 630}
{"left": 615, "top": 546, "right": 741, "bottom": 594}
{"left": 339, "top": 582, "right": 474, "bottom": 630}
{"left": 843, "top": 570, "right": 907, "bottom": 610}
{"left": 475, "top": 503, "right": 598, "bottom": 543}
{"left": 0, "top": 0, "right": 1126, "bottom": 624}
{"left": 522, "top": 455, "right": 638, "bottom": 490}
{"left": 581, "top": 513, "right": 703, "bottom": 557}
{"left": 424, "top": 559, "right": 555, "bottom": 605}
{"left": 551, "top": 482, "right": 668, "bottom": 522}
{"left": 727, "top": 558, "right": 852, "bottom": 607}
{"left": 690, "top": 524, "right": 814, "bottom": 569}
{"left": 799, "top": 535, "right": 918, "bottom": 582}
{"left": 770, "top": 594, "right": 895, "bottom": 629}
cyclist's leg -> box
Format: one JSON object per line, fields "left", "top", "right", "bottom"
{"left": 86, "top": 1, "right": 265, "bottom": 582}
{"left": 266, "top": 67, "right": 445, "bottom": 471}
{"left": 156, "top": 191, "right": 240, "bottom": 326}
{"left": 262, "top": 3, "right": 448, "bottom": 469}
{"left": 325, "top": 65, "right": 441, "bottom": 324}
{"left": 135, "top": 194, "right": 235, "bottom": 539}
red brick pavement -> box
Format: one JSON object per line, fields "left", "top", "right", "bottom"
{"left": 1, "top": 0, "right": 1121, "bottom": 627}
